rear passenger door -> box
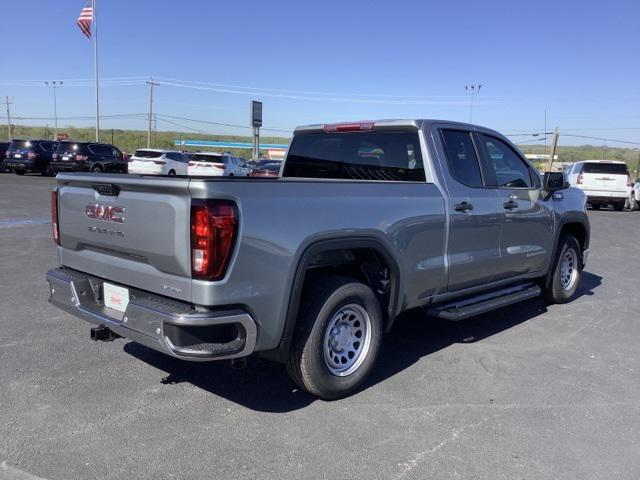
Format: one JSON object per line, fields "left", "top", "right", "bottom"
{"left": 435, "top": 128, "right": 504, "bottom": 291}
{"left": 476, "top": 134, "right": 555, "bottom": 277}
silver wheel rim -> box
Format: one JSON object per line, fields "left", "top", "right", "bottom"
{"left": 560, "top": 248, "right": 578, "bottom": 291}
{"left": 323, "top": 303, "right": 372, "bottom": 377}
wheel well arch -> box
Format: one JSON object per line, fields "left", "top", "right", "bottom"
{"left": 278, "top": 238, "right": 402, "bottom": 358}
{"left": 545, "top": 217, "right": 590, "bottom": 287}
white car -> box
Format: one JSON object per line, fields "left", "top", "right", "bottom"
{"left": 629, "top": 178, "right": 640, "bottom": 211}
{"left": 565, "top": 160, "right": 632, "bottom": 211}
{"left": 187, "top": 152, "right": 250, "bottom": 177}
{"left": 127, "top": 149, "right": 189, "bottom": 176}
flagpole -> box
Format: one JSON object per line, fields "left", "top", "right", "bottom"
{"left": 93, "top": 0, "right": 99, "bottom": 141}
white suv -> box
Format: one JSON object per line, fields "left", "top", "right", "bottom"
{"left": 565, "top": 160, "right": 632, "bottom": 211}
{"left": 187, "top": 152, "right": 250, "bottom": 177}
{"left": 127, "top": 149, "right": 189, "bottom": 176}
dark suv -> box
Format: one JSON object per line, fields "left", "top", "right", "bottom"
{"left": 5, "top": 139, "right": 58, "bottom": 175}
{"left": 0, "top": 142, "right": 9, "bottom": 172}
{"left": 51, "top": 142, "right": 127, "bottom": 174}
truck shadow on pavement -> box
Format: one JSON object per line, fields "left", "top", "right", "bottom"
{"left": 124, "top": 271, "right": 602, "bottom": 412}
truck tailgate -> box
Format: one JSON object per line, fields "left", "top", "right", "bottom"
{"left": 56, "top": 173, "right": 192, "bottom": 302}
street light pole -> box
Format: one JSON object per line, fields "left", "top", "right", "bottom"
{"left": 45, "top": 81, "right": 63, "bottom": 139}
{"left": 465, "top": 84, "right": 482, "bottom": 123}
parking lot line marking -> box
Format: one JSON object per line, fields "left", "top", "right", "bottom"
{"left": 0, "top": 461, "right": 49, "bottom": 480}
{"left": 0, "top": 218, "right": 50, "bottom": 229}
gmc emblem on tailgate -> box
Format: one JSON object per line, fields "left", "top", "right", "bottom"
{"left": 85, "top": 204, "right": 126, "bottom": 223}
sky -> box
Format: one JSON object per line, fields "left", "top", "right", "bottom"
{"left": 2, "top": 0, "right": 640, "bottom": 147}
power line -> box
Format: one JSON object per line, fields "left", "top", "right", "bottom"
{"left": 561, "top": 134, "right": 640, "bottom": 147}
{"left": 155, "top": 113, "right": 292, "bottom": 133}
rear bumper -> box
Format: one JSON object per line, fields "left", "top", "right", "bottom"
{"left": 4, "top": 159, "right": 41, "bottom": 171}
{"left": 583, "top": 190, "right": 629, "bottom": 201}
{"left": 46, "top": 266, "right": 257, "bottom": 361}
{"left": 52, "top": 161, "right": 91, "bottom": 172}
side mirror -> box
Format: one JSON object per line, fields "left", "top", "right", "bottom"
{"left": 543, "top": 171, "right": 568, "bottom": 191}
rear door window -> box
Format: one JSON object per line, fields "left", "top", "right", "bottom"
{"left": 440, "top": 130, "right": 484, "bottom": 187}
{"left": 191, "top": 154, "right": 223, "bottom": 163}
{"left": 283, "top": 130, "right": 425, "bottom": 181}
{"left": 88, "top": 144, "right": 112, "bottom": 156}
{"left": 582, "top": 163, "right": 628, "bottom": 175}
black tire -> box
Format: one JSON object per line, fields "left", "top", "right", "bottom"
{"left": 13, "top": 169, "right": 25, "bottom": 176}
{"left": 545, "top": 235, "right": 582, "bottom": 303}
{"left": 590, "top": 203, "right": 600, "bottom": 210}
{"left": 286, "top": 276, "right": 383, "bottom": 400}
{"left": 91, "top": 165, "right": 103, "bottom": 174}
{"left": 613, "top": 200, "right": 625, "bottom": 211}
{"left": 42, "top": 164, "right": 55, "bottom": 176}
{"left": 168, "top": 170, "right": 176, "bottom": 176}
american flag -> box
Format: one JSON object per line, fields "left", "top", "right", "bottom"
{"left": 76, "top": 2, "right": 94, "bottom": 38}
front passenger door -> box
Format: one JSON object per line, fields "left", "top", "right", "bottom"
{"left": 476, "top": 134, "right": 555, "bottom": 277}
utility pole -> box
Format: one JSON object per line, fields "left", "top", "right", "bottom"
{"left": 146, "top": 78, "right": 159, "bottom": 148}
{"left": 547, "top": 127, "right": 559, "bottom": 172}
{"left": 2, "top": 96, "right": 13, "bottom": 141}
{"left": 45, "top": 81, "right": 63, "bottom": 139}
{"left": 465, "top": 84, "right": 482, "bottom": 123}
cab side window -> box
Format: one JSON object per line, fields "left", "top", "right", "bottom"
{"left": 479, "top": 135, "right": 533, "bottom": 189}
{"left": 440, "top": 130, "right": 484, "bottom": 187}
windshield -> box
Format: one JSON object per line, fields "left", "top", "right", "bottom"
{"left": 283, "top": 130, "right": 425, "bottom": 181}
{"left": 583, "top": 163, "right": 629, "bottom": 175}
{"left": 133, "top": 150, "right": 164, "bottom": 159}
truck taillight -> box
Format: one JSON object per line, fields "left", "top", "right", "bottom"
{"left": 75, "top": 154, "right": 88, "bottom": 162}
{"left": 191, "top": 200, "right": 237, "bottom": 281}
{"left": 153, "top": 160, "right": 166, "bottom": 165}
{"left": 51, "top": 190, "right": 60, "bottom": 246}
{"left": 28, "top": 151, "right": 37, "bottom": 159}
{"left": 52, "top": 153, "right": 58, "bottom": 160}
{"left": 627, "top": 174, "right": 632, "bottom": 187}
{"left": 188, "top": 162, "right": 196, "bottom": 166}
{"left": 577, "top": 172, "right": 583, "bottom": 184}
{"left": 5, "top": 150, "right": 10, "bottom": 158}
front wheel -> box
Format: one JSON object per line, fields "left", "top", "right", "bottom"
{"left": 91, "top": 165, "right": 103, "bottom": 174}
{"left": 286, "top": 276, "right": 383, "bottom": 400}
{"left": 167, "top": 170, "right": 176, "bottom": 176}
{"left": 545, "top": 235, "right": 582, "bottom": 303}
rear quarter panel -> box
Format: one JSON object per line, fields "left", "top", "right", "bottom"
{"left": 188, "top": 179, "right": 446, "bottom": 350}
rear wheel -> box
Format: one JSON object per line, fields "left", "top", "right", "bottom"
{"left": 42, "top": 164, "right": 55, "bottom": 176}
{"left": 590, "top": 203, "right": 600, "bottom": 210}
{"left": 91, "top": 165, "right": 103, "bottom": 174}
{"left": 613, "top": 201, "right": 625, "bottom": 211}
{"left": 168, "top": 170, "right": 176, "bottom": 176}
{"left": 13, "top": 169, "right": 25, "bottom": 176}
{"left": 545, "top": 234, "right": 582, "bottom": 303}
{"left": 286, "top": 276, "right": 383, "bottom": 400}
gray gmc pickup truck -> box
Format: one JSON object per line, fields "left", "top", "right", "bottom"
{"left": 46, "top": 119, "right": 589, "bottom": 399}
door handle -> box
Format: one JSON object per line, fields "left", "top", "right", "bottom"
{"left": 454, "top": 201, "right": 474, "bottom": 212}
{"left": 503, "top": 199, "right": 519, "bottom": 210}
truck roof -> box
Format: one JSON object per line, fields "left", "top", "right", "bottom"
{"left": 293, "top": 119, "right": 503, "bottom": 136}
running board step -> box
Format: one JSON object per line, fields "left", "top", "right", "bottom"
{"left": 428, "top": 283, "right": 542, "bottom": 321}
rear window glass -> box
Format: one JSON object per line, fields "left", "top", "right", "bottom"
{"left": 191, "top": 154, "right": 226, "bottom": 163}
{"left": 283, "top": 131, "right": 425, "bottom": 181}
{"left": 9, "top": 141, "right": 31, "bottom": 150}
{"left": 56, "top": 143, "right": 88, "bottom": 154}
{"left": 582, "top": 163, "right": 628, "bottom": 175}
{"left": 133, "top": 150, "right": 163, "bottom": 159}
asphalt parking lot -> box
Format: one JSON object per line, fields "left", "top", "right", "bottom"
{"left": 0, "top": 173, "right": 639, "bottom": 480}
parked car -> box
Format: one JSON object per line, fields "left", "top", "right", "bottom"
{"left": 0, "top": 142, "right": 9, "bottom": 172}
{"left": 127, "top": 149, "right": 189, "bottom": 176}
{"left": 51, "top": 142, "right": 127, "bottom": 174}
{"left": 565, "top": 160, "right": 632, "bottom": 210}
{"left": 5, "top": 139, "right": 58, "bottom": 175}
{"left": 629, "top": 177, "right": 640, "bottom": 211}
{"left": 46, "top": 119, "right": 589, "bottom": 399}
{"left": 249, "top": 161, "right": 281, "bottom": 177}
{"left": 187, "top": 152, "right": 250, "bottom": 177}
